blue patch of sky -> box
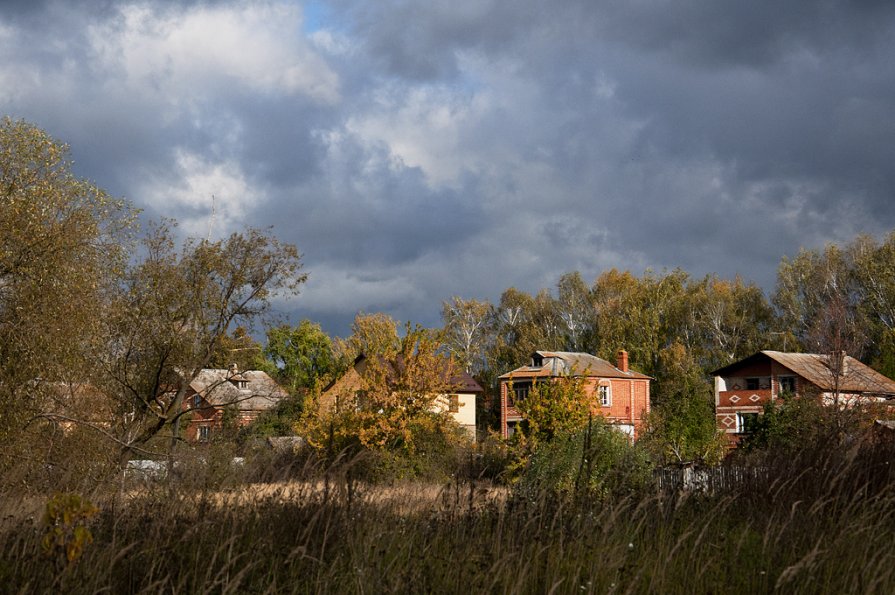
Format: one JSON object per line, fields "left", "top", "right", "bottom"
{"left": 302, "top": 0, "right": 332, "bottom": 34}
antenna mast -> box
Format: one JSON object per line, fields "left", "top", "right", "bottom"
{"left": 207, "top": 194, "right": 216, "bottom": 241}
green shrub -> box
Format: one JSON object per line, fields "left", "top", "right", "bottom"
{"left": 239, "top": 394, "right": 304, "bottom": 442}
{"left": 516, "top": 416, "right": 653, "bottom": 502}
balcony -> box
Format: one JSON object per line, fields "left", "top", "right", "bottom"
{"left": 718, "top": 389, "right": 771, "bottom": 408}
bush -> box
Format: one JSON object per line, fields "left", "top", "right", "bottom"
{"left": 457, "top": 431, "right": 520, "bottom": 483}
{"left": 299, "top": 409, "right": 471, "bottom": 483}
{"left": 738, "top": 392, "right": 866, "bottom": 455}
{"left": 238, "top": 394, "right": 304, "bottom": 442}
{"left": 515, "top": 416, "right": 653, "bottom": 502}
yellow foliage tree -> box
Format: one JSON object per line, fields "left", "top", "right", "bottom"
{"left": 514, "top": 376, "right": 592, "bottom": 445}
{"left": 299, "top": 325, "right": 465, "bottom": 475}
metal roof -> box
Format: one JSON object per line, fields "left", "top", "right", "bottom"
{"left": 712, "top": 351, "right": 895, "bottom": 396}
{"left": 499, "top": 351, "right": 651, "bottom": 380}
{"left": 190, "top": 369, "right": 289, "bottom": 411}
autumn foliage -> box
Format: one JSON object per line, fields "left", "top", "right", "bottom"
{"left": 298, "top": 326, "right": 468, "bottom": 479}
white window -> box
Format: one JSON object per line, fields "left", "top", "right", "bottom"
{"left": 599, "top": 384, "right": 611, "bottom": 407}
{"left": 736, "top": 412, "right": 759, "bottom": 434}
{"left": 198, "top": 426, "right": 210, "bottom": 441}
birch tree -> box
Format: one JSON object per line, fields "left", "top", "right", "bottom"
{"left": 556, "top": 272, "right": 594, "bottom": 352}
{"left": 441, "top": 296, "right": 493, "bottom": 374}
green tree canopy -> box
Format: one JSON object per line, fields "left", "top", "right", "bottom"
{"left": 642, "top": 343, "right": 727, "bottom": 466}
{"left": 264, "top": 320, "right": 336, "bottom": 393}
{"left": 515, "top": 376, "right": 592, "bottom": 445}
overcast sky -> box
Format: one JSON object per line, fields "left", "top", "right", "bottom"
{"left": 3, "top": 0, "right": 895, "bottom": 336}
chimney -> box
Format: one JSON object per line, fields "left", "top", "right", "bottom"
{"left": 617, "top": 350, "right": 629, "bottom": 373}
{"left": 830, "top": 351, "right": 847, "bottom": 377}
{"left": 229, "top": 363, "right": 239, "bottom": 375}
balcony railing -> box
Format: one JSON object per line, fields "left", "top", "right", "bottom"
{"left": 718, "top": 389, "right": 772, "bottom": 407}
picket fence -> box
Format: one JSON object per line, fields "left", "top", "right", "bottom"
{"left": 654, "top": 465, "right": 768, "bottom": 494}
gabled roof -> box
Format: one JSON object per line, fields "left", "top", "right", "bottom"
{"left": 454, "top": 372, "right": 485, "bottom": 393}
{"left": 711, "top": 351, "right": 895, "bottom": 396}
{"left": 499, "top": 351, "right": 651, "bottom": 380}
{"left": 190, "top": 369, "right": 289, "bottom": 411}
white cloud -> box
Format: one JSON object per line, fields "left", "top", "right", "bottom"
{"left": 297, "top": 267, "right": 425, "bottom": 315}
{"left": 87, "top": 1, "right": 340, "bottom": 104}
{"left": 344, "top": 84, "right": 489, "bottom": 188}
{"left": 137, "top": 149, "right": 262, "bottom": 238}
{"left": 309, "top": 29, "right": 353, "bottom": 56}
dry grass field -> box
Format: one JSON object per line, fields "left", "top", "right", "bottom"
{"left": 3, "top": 442, "right": 895, "bottom": 594}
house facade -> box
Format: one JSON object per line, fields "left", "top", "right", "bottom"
{"left": 498, "top": 350, "right": 651, "bottom": 439}
{"left": 712, "top": 350, "right": 895, "bottom": 446}
{"left": 319, "top": 355, "right": 483, "bottom": 441}
{"left": 184, "top": 365, "right": 289, "bottom": 442}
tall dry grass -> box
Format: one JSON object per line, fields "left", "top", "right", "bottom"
{"left": 2, "top": 439, "right": 895, "bottom": 593}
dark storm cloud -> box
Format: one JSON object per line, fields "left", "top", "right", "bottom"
{"left": 594, "top": 0, "right": 895, "bottom": 69}
{"left": 3, "top": 0, "right": 895, "bottom": 333}
{"left": 332, "top": 0, "right": 895, "bottom": 280}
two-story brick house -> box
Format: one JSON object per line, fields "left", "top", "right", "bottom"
{"left": 712, "top": 350, "right": 895, "bottom": 446}
{"left": 498, "top": 350, "right": 651, "bottom": 439}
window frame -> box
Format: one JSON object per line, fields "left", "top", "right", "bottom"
{"left": 599, "top": 384, "right": 612, "bottom": 407}
{"left": 736, "top": 412, "right": 759, "bottom": 434}
{"left": 778, "top": 376, "right": 796, "bottom": 394}
{"left": 511, "top": 381, "right": 532, "bottom": 405}
{"left": 198, "top": 425, "right": 210, "bottom": 442}
{"left": 448, "top": 394, "right": 460, "bottom": 413}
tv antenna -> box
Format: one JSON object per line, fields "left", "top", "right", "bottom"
{"left": 206, "top": 194, "right": 216, "bottom": 241}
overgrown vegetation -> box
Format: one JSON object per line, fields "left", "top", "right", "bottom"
{"left": 3, "top": 431, "right": 895, "bottom": 594}
{"left": 296, "top": 325, "right": 472, "bottom": 481}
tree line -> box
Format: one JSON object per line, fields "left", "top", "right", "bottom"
{"left": 442, "top": 238, "right": 895, "bottom": 399}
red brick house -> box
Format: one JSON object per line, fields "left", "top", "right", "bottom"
{"left": 712, "top": 350, "right": 895, "bottom": 446}
{"left": 498, "top": 350, "right": 651, "bottom": 439}
{"left": 184, "top": 365, "right": 289, "bottom": 441}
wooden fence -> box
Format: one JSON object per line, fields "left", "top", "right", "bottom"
{"left": 654, "top": 465, "right": 768, "bottom": 494}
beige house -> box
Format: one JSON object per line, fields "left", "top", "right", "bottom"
{"left": 320, "top": 355, "right": 483, "bottom": 441}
